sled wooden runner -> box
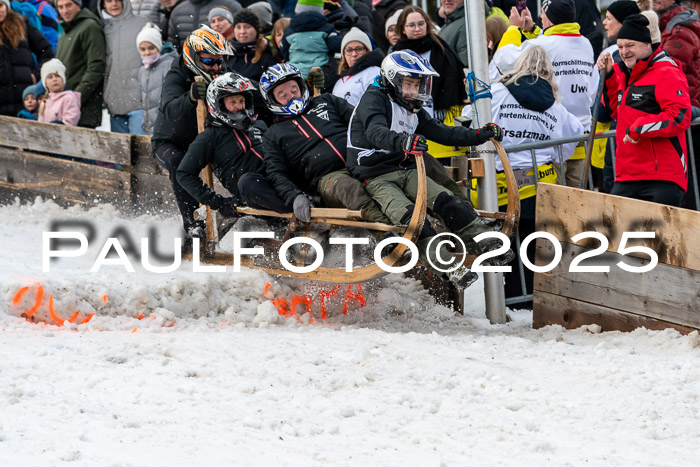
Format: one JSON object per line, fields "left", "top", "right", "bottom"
{"left": 191, "top": 139, "right": 520, "bottom": 284}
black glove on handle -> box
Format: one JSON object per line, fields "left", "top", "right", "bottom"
{"left": 190, "top": 80, "right": 208, "bottom": 102}
{"left": 217, "top": 198, "right": 239, "bottom": 218}
{"left": 401, "top": 134, "right": 429, "bottom": 155}
{"left": 476, "top": 122, "right": 504, "bottom": 143}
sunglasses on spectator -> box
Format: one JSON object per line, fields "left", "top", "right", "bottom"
{"left": 344, "top": 46, "right": 367, "bottom": 56}
{"left": 200, "top": 57, "right": 224, "bottom": 66}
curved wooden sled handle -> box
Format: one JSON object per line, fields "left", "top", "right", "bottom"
{"left": 492, "top": 138, "right": 520, "bottom": 241}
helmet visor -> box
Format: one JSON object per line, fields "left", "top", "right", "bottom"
{"left": 396, "top": 75, "right": 432, "bottom": 102}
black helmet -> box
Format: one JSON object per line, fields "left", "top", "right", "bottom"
{"left": 206, "top": 72, "right": 256, "bottom": 130}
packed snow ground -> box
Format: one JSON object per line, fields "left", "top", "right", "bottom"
{"left": 1, "top": 198, "right": 699, "bottom": 466}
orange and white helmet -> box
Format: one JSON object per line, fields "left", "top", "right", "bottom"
{"left": 182, "top": 25, "right": 233, "bottom": 83}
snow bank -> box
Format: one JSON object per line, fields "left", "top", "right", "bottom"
{"left": 1, "top": 198, "right": 698, "bottom": 466}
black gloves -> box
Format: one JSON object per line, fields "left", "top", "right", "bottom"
{"left": 217, "top": 198, "right": 239, "bottom": 218}
{"left": 400, "top": 134, "right": 429, "bottom": 155}
{"left": 293, "top": 194, "right": 314, "bottom": 222}
{"left": 306, "top": 68, "right": 325, "bottom": 91}
{"left": 190, "top": 80, "right": 208, "bottom": 102}
{"left": 476, "top": 122, "right": 504, "bottom": 143}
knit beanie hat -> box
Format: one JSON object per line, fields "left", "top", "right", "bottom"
{"left": 0, "top": 0, "right": 10, "bottom": 10}
{"left": 248, "top": 1, "right": 272, "bottom": 31}
{"left": 233, "top": 8, "right": 260, "bottom": 33}
{"left": 41, "top": 58, "right": 67, "bottom": 89}
{"left": 617, "top": 13, "right": 651, "bottom": 43}
{"left": 607, "top": 1, "right": 640, "bottom": 23}
{"left": 385, "top": 9, "right": 402, "bottom": 37}
{"left": 71, "top": 0, "right": 82, "bottom": 7}
{"left": 136, "top": 22, "right": 163, "bottom": 51}
{"left": 640, "top": 9, "right": 661, "bottom": 43}
{"left": 295, "top": 0, "right": 323, "bottom": 15}
{"left": 324, "top": 0, "right": 341, "bottom": 14}
{"left": 341, "top": 27, "right": 372, "bottom": 54}
{"left": 208, "top": 6, "right": 234, "bottom": 26}
{"left": 542, "top": 0, "right": 576, "bottom": 25}
{"left": 22, "top": 85, "right": 37, "bottom": 100}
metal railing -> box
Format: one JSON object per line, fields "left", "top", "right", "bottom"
{"left": 497, "top": 119, "right": 700, "bottom": 307}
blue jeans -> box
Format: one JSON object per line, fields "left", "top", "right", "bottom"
{"left": 110, "top": 109, "right": 145, "bottom": 135}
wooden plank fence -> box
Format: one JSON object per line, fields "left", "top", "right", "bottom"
{"left": 532, "top": 183, "right": 700, "bottom": 334}
{"left": 0, "top": 115, "right": 175, "bottom": 214}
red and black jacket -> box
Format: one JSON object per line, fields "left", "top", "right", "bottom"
{"left": 176, "top": 120, "right": 266, "bottom": 209}
{"left": 606, "top": 47, "right": 691, "bottom": 191}
{"left": 263, "top": 94, "right": 353, "bottom": 205}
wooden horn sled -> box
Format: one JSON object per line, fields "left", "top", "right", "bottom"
{"left": 187, "top": 139, "right": 520, "bottom": 285}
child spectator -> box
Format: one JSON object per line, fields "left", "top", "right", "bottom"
{"left": 136, "top": 22, "right": 177, "bottom": 135}
{"left": 17, "top": 84, "right": 40, "bottom": 119}
{"left": 38, "top": 58, "right": 81, "bottom": 126}
{"left": 281, "top": 0, "right": 341, "bottom": 78}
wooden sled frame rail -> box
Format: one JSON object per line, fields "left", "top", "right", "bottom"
{"left": 192, "top": 139, "right": 520, "bottom": 284}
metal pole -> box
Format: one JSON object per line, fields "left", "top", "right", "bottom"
{"left": 465, "top": 0, "right": 506, "bottom": 324}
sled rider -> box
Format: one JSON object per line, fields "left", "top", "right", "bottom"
{"left": 347, "top": 50, "right": 516, "bottom": 288}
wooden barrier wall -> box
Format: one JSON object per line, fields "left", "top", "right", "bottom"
{"left": 0, "top": 115, "right": 175, "bottom": 214}
{"left": 533, "top": 184, "right": 700, "bottom": 334}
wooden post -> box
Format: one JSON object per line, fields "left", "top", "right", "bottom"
{"left": 194, "top": 76, "right": 217, "bottom": 257}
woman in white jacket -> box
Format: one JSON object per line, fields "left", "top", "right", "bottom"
{"left": 332, "top": 27, "right": 383, "bottom": 107}
{"left": 463, "top": 46, "right": 584, "bottom": 306}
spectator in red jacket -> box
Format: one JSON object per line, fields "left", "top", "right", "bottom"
{"left": 599, "top": 13, "right": 692, "bottom": 206}
{"left": 654, "top": 0, "right": 700, "bottom": 108}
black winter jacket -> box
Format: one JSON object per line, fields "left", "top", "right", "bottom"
{"left": 151, "top": 56, "right": 198, "bottom": 150}
{"left": 227, "top": 40, "right": 277, "bottom": 82}
{"left": 263, "top": 94, "right": 354, "bottom": 205}
{"left": 0, "top": 21, "right": 53, "bottom": 116}
{"left": 347, "top": 86, "right": 481, "bottom": 180}
{"left": 176, "top": 119, "right": 267, "bottom": 208}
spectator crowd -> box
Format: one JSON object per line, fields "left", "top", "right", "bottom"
{"left": 1, "top": 0, "right": 699, "bottom": 301}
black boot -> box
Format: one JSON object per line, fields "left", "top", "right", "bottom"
{"left": 455, "top": 219, "right": 516, "bottom": 266}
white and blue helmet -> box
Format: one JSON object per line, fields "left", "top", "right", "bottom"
{"left": 380, "top": 50, "right": 439, "bottom": 113}
{"left": 259, "top": 63, "right": 310, "bottom": 117}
